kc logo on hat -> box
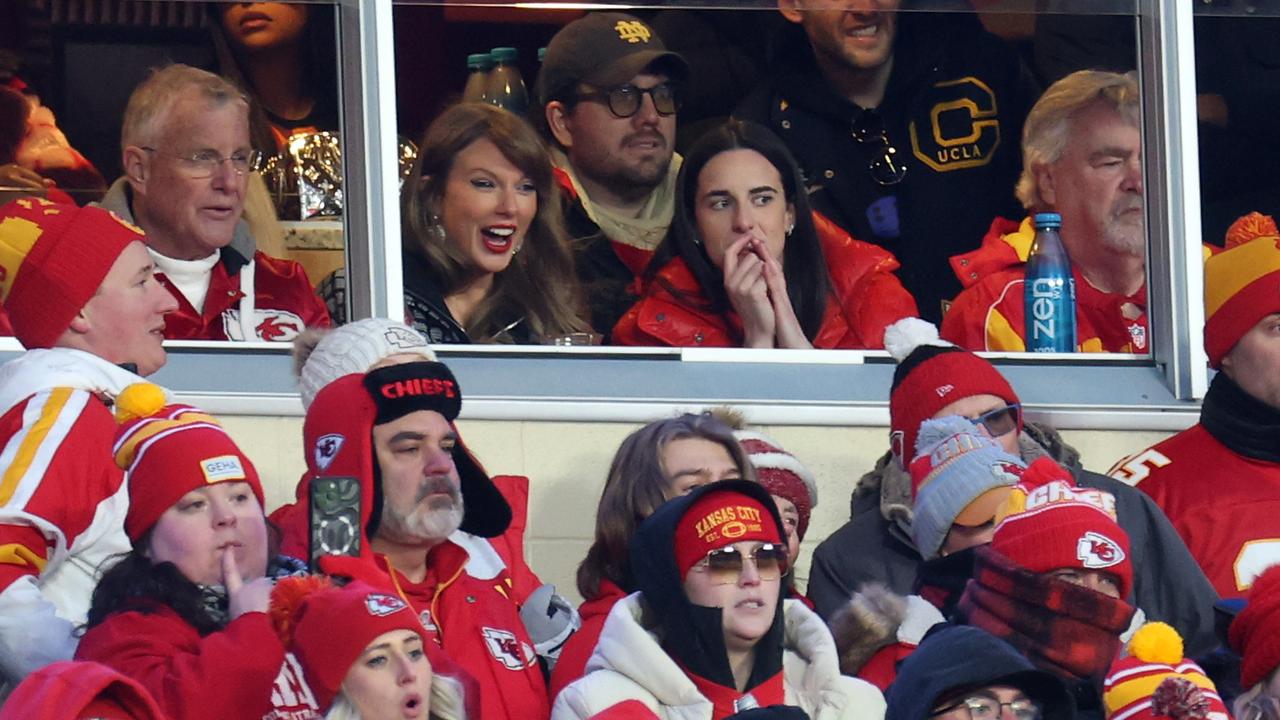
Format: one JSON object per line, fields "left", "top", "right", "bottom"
{"left": 364, "top": 594, "right": 407, "bottom": 617}
{"left": 614, "top": 20, "right": 652, "bottom": 43}
{"left": 313, "top": 433, "right": 345, "bottom": 471}
{"left": 1077, "top": 531, "right": 1125, "bottom": 569}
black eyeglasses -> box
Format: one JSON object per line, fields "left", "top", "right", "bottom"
{"left": 690, "top": 543, "right": 788, "bottom": 585}
{"left": 931, "top": 696, "right": 1041, "bottom": 720}
{"left": 969, "top": 403, "right": 1022, "bottom": 439}
{"left": 851, "top": 110, "right": 907, "bottom": 186}
{"left": 576, "top": 83, "right": 681, "bottom": 119}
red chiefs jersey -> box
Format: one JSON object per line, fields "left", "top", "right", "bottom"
{"left": 941, "top": 217, "right": 1148, "bottom": 353}
{"left": 1109, "top": 423, "right": 1280, "bottom": 597}
{"left": 158, "top": 249, "right": 331, "bottom": 341}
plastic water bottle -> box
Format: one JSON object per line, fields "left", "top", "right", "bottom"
{"left": 1024, "top": 212, "right": 1077, "bottom": 352}
{"left": 486, "top": 47, "right": 529, "bottom": 115}
{"left": 463, "top": 53, "right": 493, "bottom": 103}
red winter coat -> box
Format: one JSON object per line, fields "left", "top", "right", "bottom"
{"left": 0, "top": 660, "right": 167, "bottom": 720}
{"left": 74, "top": 604, "right": 311, "bottom": 720}
{"left": 550, "top": 579, "right": 628, "bottom": 700}
{"left": 612, "top": 213, "right": 917, "bottom": 348}
{"left": 1110, "top": 423, "right": 1280, "bottom": 598}
{"left": 940, "top": 217, "right": 1149, "bottom": 353}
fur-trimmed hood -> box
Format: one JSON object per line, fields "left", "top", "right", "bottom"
{"left": 827, "top": 585, "right": 944, "bottom": 679}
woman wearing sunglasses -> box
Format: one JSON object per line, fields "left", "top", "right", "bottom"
{"left": 553, "top": 480, "right": 885, "bottom": 720}
{"left": 397, "top": 102, "right": 590, "bottom": 344}
{"left": 612, "top": 119, "right": 916, "bottom": 349}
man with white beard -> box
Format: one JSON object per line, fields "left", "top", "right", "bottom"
{"left": 940, "top": 70, "right": 1149, "bottom": 353}
{"left": 284, "top": 360, "right": 551, "bottom": 720}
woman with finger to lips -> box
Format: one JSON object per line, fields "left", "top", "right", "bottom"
{"left": 613, "top": 120, "right": 917, "bottom": 349}
{"left": 270, "top": 576, "right": 469, "bottom": 720}
{"left": 398, "top": 102, "right": 592, "bottom": 344}
{"left": 552, "top": 480, "right": 885, "bottom": 720}
{"left": 75, "top": 383, "right": 313, "bottom": 720}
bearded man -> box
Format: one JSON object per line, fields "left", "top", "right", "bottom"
{"left": 941, "top": 70, "right": 1148, "bottom": 353}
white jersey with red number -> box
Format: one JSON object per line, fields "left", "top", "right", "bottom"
{"left": 1110, "top": 422, "right": 1280, "bottom": 597}
{"left": 0, "top": 348, "right": 155, "bottom": 683}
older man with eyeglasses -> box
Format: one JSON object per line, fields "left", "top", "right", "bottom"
{"left": 808, "top": 318, "right": 1220, "bottom": 662}
{"left": 538, "top": 13, "right": 690, "bottom": 341}
{"left": 733, "top": 0, "right": 1040, "bottom": 323}
{"left": 97, "top": 63, "right": 329, "bottom": 341}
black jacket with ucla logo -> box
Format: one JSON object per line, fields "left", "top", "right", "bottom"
{"left": 734, "top": 12, "right": 1039, "bottom": 323}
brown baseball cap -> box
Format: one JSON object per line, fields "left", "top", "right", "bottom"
{"left": 536, "top": 12, "right": 690, "bottom": 108}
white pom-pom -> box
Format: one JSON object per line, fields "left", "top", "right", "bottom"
{"left": 883, "top": 317, "right": 952, "bottom": 362}
{"left": 913, "top": 415, "right": 984, "bottom": 457}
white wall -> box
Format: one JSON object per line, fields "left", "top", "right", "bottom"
{"left": 225, "top": 413, "right": 1186, "bottom": 603}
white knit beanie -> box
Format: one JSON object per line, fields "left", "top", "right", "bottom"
{"left": 297, "top": 319, "right": 437, "bottom": 408}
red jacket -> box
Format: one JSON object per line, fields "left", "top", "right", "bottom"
{"left": 940, "top": 217, "right": 1149, "bottom": 353}
{"left": 1110, "top": 423, "right": 1280, "bottom": 598}
{"left": 612, "top": 213, "right": 917, "bottom": 348}
{"left": 549, "top": 579, "right": 627, "bottom": 700}
{"left": 0, "top": 660, "right": 167, "bottom": 720}
{"left": 158, "top": 248, "right": 331, "bottom": 341}
{"left": 74, "top": 605, "right": 318, "bottom": 720}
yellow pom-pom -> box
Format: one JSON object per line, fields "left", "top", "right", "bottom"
{"left": 114, "top": 383, "right": 167, "bottom": 423}
{"left": 1128, "top": 622, "right": 1184, "bottom": 664}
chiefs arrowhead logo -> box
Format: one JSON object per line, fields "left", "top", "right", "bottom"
{"left": 221, "top": 309, "right": 305, "bottom": 341}
{"left": 481, "top": 627, "right": 535, "bottom": 671}
{"left": 314, "top": 433, "right": 344, "bottom": 471}
{"left": 365, "top": 593, "right": 407, "bottom": 617}
{"left": 1076, "top": 531, "right": 1125, "bottom": 569}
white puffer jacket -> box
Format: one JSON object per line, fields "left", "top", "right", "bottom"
{"left": 552, "top": 593, "right": 886, "bottom": 720}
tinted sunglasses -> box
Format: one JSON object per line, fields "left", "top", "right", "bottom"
{"left": 851, "top": 109, "right": 907, "bottom": 186}
{"left": 690, "top": 543, "right": 788, "bottom": 585}
{"left": 576, "top": 82, "right": 682, "bottom": 119}
{"left": 970, "top": 403, "right": 1021, "bottom": 438}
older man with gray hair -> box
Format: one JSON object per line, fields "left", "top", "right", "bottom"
{"left": 98, "top": 63, "right": 329, "bottom": 341}
{"left": 941, "top": 70, "right": 1146, "bottom": 353}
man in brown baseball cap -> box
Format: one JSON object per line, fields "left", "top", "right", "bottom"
{"left": 538, "top": 12, "right": 689, "bottom": 341}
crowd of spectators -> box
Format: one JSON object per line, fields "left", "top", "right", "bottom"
{"left": 2, "top": 3, "right": 1280, "bottom": 720}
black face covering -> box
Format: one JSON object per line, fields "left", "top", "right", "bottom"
{"left": 1202, "top": 371, "right": 1280, "bottom": 463}
{"left": 630, "top": 481, "right": 788, "bottom": 691}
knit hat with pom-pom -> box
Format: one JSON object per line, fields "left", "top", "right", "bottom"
{"left": 884, "top": 318, "right": 1019, "bottom": 467}
{"left": 1204, "top": 212, "right": 1280, "bottom": 369}
{"left": 1103, "top": 622, "right": 1229, "bottom": 720}
{"left": 908, "top": 415, "right": 1025, "bottom": 560}
{"left": 733, "top": 430, "right": 819, "bottom": 541}
{"left": 112, "top": 382, "right": 263, "bottom": 542}
{"left": 1229, "top": 564, "right": 1280, "bottom": 688}
{"left": 270, "top": 576, "right": 449, "bottom": 712}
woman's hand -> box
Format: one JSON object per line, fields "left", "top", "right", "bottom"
{"left": 0, "top": 164, "right": 52, "bottom": 190}
{"left": 758, "top": 244, "right": 813, "bottom": 349}
{"left": 722, "top": 235, "right": 775, "bottom": 348}
{"left": 223, "top": 547, "right": 273, "bottom": 619}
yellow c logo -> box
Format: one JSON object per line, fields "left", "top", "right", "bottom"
{"left": 910, "top": 77, "right": 1001, "bottom": 173}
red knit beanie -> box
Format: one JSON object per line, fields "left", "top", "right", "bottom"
{"left": 1203, "top": 213, "right": 1280, "bottom": 369}
{"left": 271, "top": 577, "right": 451, "bottom": 712}
{"left": 1104, "top": 622, "right": 1229, "bottom": 720}
{"left": 111, "top": 383, "right": 264, "bottom": 542}
{"left": 884, "top": 318, "right": 1019, "bottom": 466}
{"left": 673, "top": 489, "right": 781, "bottom": 580}
{"left": 733, "top": 430, "right": 818, "bottom": 541}
{"left": 1229, "top": 564, "right": 1280, "bottom": 688}
{"left": 0, "top": 197, "right": 144, "bottom": 349}
{"left": 992, "top": 466, "right": 1132, "bottom": 599}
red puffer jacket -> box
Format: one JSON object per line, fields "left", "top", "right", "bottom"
{"left": 612, "top": 213, "right": 917, "bottom": 348}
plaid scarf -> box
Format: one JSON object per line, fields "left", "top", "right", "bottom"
{"left": 958, "top": 545, "right": 1134, "bottom": 683}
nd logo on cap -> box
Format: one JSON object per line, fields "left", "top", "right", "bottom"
{"left": 614, "top": 20, "right": 651, "bottom": 44}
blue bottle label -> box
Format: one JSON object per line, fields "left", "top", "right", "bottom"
{"left": 1026, "top": 275, "right": 1077, "bottom": 352}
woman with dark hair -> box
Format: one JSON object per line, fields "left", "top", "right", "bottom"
{"left": 553, "top": 480, "right": 884, "bottom": 719}
{"left": 399, "top": 102, "right": 590, "bottom": 344}
{"left": 74, "top": 384, "right": 309, "bottom": 720}
{"left": 209, "top": 1, "right": 339, "bottom": 154}
{"left": 550, "top": 412, "right": 753, "bottom": 698}
{"left": 613, "top": 119, "right": 916, "bottom": 349}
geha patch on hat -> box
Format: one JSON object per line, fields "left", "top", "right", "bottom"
{"left": 201, "top": 454, "right": 246, "bottom": 484}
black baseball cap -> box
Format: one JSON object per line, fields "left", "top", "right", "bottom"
{"left": 537, "top": 12, "right": 690, "bottom": 108}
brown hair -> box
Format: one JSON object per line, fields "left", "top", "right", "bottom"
{"left": 576, "top": 412, "right": 755, "bottom": 599}
{"left": 402, "top": 102, "right": 588, "bottom": 342}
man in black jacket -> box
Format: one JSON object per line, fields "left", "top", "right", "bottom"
{"left": 734, "top": 2, "right": 1039, "bottom": 322}
{"left": 807, "top": 318, "right": 1221, "bottom": 656}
